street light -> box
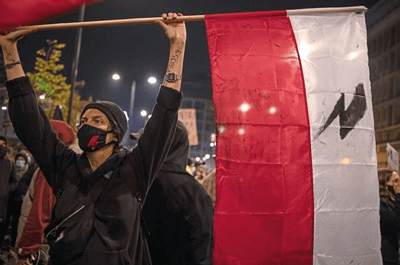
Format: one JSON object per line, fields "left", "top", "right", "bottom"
{"left": 112, "top": 73, "right": 120, "bottom": 80}
{"left": 147, "top": 77, "right": 157, "bottom": 84}
{"left": 140, "top": 110, "right": 148, "bottom": 117}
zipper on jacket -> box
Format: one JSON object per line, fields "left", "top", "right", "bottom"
{"left": 45, "top": 205, "right": 86, "bottom": 239}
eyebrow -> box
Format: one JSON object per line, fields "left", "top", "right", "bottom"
{"left": 81, "top": 115, "right": 105, "bottom": 120}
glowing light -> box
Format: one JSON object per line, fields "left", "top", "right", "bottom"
{"left": 340, "top": 157, "right": 353, "bottom": 165}
{"left": 1, "top": 106, "right": 7, "bottom": 110}
{"left": 239, "top": 103, "right": 250, "bottom": 112}
{"left": 140, "top": 110, "right": 148, "bottom": 117}
{"left": 39, "top": 94, "right": 46, "bottom": 100}
{"left": 238, "top": 128, "right": 245, "bottom": 135}
{"left": 205, "top": 154, "right": 210, "bottom": 159}
{"left": 195, "top": 157, "right": 201, "bottom": 161}
{"left": 112, "top": 74, "right": 120, "bottom": 80}
{"left": 269, "top": 106, "right": 277, "bottom": 114}
{"left": 298, "top": 44, "right": 311, "bottom": 59}
{"left": 147, "top": 77, "right": 157, "bottom": 84}
{"left": 347, "top": 52, "right": 357, "bottom": 60}
{"left": 218, "top": 126, "right": 226, "bottom": 134}
{"left": 148, "top": 114, "right": 152, "bottom": 119}
{"left": 210, "top": 143, "right": 214, "bottom": 147}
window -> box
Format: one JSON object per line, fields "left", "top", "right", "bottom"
{"left": 181, "top": 100, "right": 193, "bottom": 108}
{"left": 390, "top": 52, "right": 396, "bottom": 73}
{"left": 389, "top": 78, "right": 394, "bottom": 99}
{"left": 390, "top": 26, "right": 396, "bottom": 47}
{"left": 195, "top": 101, "right": 205, "bottom": 110}
{"left": 388, "top": 105, "right": 393, "bottom": 126}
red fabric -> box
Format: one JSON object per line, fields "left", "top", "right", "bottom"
{"left": 0, "top": 0, "right": 98, "bottom": 31}
{"left": 50, "top": 120, "right": 75, "bottom": 146}
{"left": 17, "top": 171, "right": 55, "bottom": 255}
{"left": 205, "top": 11, "right": 314, "bottom": 264}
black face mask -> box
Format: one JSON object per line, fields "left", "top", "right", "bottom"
{"left": 0, "top": 146, "right": 7, "bottom": 159}
{"left": 387, "top": 185, "right": 395, "bottom": 195}
{"left": 77, "top": 124, "right": 115, "bottom": 152}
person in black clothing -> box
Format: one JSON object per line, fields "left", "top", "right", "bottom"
{"left": 0, "top": 13, "right": 186, "bottom": 265}
{"left": 378, "top": 168, "right": 400, "bottom": 265}
{"left": 0, "top": 136, "right": 14, "bottom": 231}
{"left": 143, "top": 121, "right": 214, "bottom": 265}
{"left": 0, "top": 155, "right": 37, "bottom": 248}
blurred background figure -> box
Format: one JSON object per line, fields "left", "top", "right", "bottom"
{"left": 378, "top": 168, "right": 400, "bottom": 265}
{"left": 15, "top": 120, "right": 75, "bottom": 265}
{"left": 194, "top": 160, "right": 207, "bottom": 183}
{"left": 0, "top": 136, "right": 14, "bottom": 229}
{"left": 201, "top": 169, "right": 215, "bottom": 207}
{"left": 143, "top": 121, "right": 213, "bottom": 265}
{"left": 0, "top": 151, "right": 37, "bottom": 252}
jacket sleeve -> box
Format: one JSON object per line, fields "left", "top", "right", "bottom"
{"left": 125, "top": 85, "right": 182, "bottom": 199}
{"left": 6, "top": 77, "right": 76, "bottom": 190}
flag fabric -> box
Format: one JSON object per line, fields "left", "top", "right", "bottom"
{"left": 205, "top": 8, "right": 380, "bottom": 265}
{"left": 0, "top": 0, "right": 97, "bottom": 31}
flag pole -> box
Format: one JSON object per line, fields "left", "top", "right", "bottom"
{"left": 17, "top": 6, "right": 366, "bottom": 31}
{"left": 17, "top": 15, "right": 205, "bottom": 31}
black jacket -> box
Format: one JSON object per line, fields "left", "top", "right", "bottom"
{"left": 143, "top": 121, "right": 214, "bottom": 265}
{"left": 6, "top": 77, "right": 182, "bottom": 265}
{"left": 0, "top": 156, "right": 14, "bottom": 223}
{"left": 380, "top": 194, "right": 400, "bottom": 264}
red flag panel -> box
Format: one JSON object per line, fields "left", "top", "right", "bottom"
{"left": 206, "top": 11, "right": 314, "bottom": 264}
{"left": 0, "top": 0, "right": 97, "bottom": 31}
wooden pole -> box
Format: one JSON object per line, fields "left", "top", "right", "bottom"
{"left": 17, "top": 15, "right": 205, "bottom": 31}
{"left": 16, "top": 6, "right": 366, "bottom": 32}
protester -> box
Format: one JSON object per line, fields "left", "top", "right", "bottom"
{"left": 16, "top": 120, "right": 75, "bottom": 265}
{"left": 0, "top": 136, "right": 14, "bottom": 234}
{"left": 194, "top": 160, "right": 207, "bottom": 182}
{"left": 0, "top": 151, "right": 37, "bottom": 251}
{"left": 143, "top": 121, "right": 213, "bottom": 265}
{"left": 13, "top": 153, "right": 29, "bottom": 181}
{"left": 378, "top": 169, "right": 400, "bottom": 265}
{"left": 0, "top": 12, "right": 186, "bottom": 265}
{"left": 202, "top": 169, "right": 216, "bottom": 207}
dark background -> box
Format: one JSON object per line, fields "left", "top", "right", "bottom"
{"left": 14, "top": 0, "right": 380, "bottom": 132}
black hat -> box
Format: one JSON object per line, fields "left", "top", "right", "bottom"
{"left": 81, "top": 101, "right": 128, "bottom": 142}
{"left": 0, "top": 136, "right": 6, "bottom": 145}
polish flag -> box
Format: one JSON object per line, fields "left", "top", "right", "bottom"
{"left": 0, "top": 0, "right": 98, "bottom": 31}
{"left": 205, "top": 7, "right": 381, "bottom": 265}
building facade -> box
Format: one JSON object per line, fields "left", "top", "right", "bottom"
{"left": 180, "top": 80, "right": 215, "bottom": 171}
{"left": 367, "top": 0, "right": 400, "bottom": 168}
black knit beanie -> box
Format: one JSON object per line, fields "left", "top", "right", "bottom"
{"left": 81, "top": 101, "right": 128, "bottom": 142}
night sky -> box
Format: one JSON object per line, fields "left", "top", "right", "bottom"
{"left": 15, "top": 0, "right": 380, "bottom": 132}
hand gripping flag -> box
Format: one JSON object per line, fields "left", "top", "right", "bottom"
{"left": 205, "top": 8, "right": 381, "bottom": 265}
{"left": 0, "top": 0, "right": 97, "bottom": 31}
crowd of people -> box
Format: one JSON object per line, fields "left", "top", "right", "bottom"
{"left": 0, "top": 9, "right": 399, "bottom": 265}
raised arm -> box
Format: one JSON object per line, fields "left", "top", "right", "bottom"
{"left": 0, "top": 28, "right": 36, "bottom": 80}
{"left": 0, "top": 28, "right": 75, "bottom": 190}
{"left": 125, "top": 13, "right": 186, "bottom": 197}
{"left": 155, "top": 13, "right": 186, "bottom": 91}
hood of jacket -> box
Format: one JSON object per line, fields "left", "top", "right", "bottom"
{"left": 161, "top": 120, "right": 189, "bottom": 173}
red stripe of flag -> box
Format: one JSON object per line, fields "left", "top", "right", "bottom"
{"left": 0, "top": 0, "right": 98, "bottom": 31}
{"left": 205, "top": 11, "right": 314, "bottom": 264}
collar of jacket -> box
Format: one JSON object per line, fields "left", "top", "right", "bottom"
{"left": 77, "top": 147, "right": 128, "bottom": 194}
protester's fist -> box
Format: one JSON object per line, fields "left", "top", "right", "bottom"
{"left": 155, "top": 13, "right": 186, "bottom": 44}
{"left": 0, "top": 27, "right": 37, "bottom": 48}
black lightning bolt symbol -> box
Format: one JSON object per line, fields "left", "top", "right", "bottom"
{"left": 315, "top": 83, "right": 367, "bottom": 140}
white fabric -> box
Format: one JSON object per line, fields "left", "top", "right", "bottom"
{"left": 289, "top": 12, "right": 381, "bottom": 265}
